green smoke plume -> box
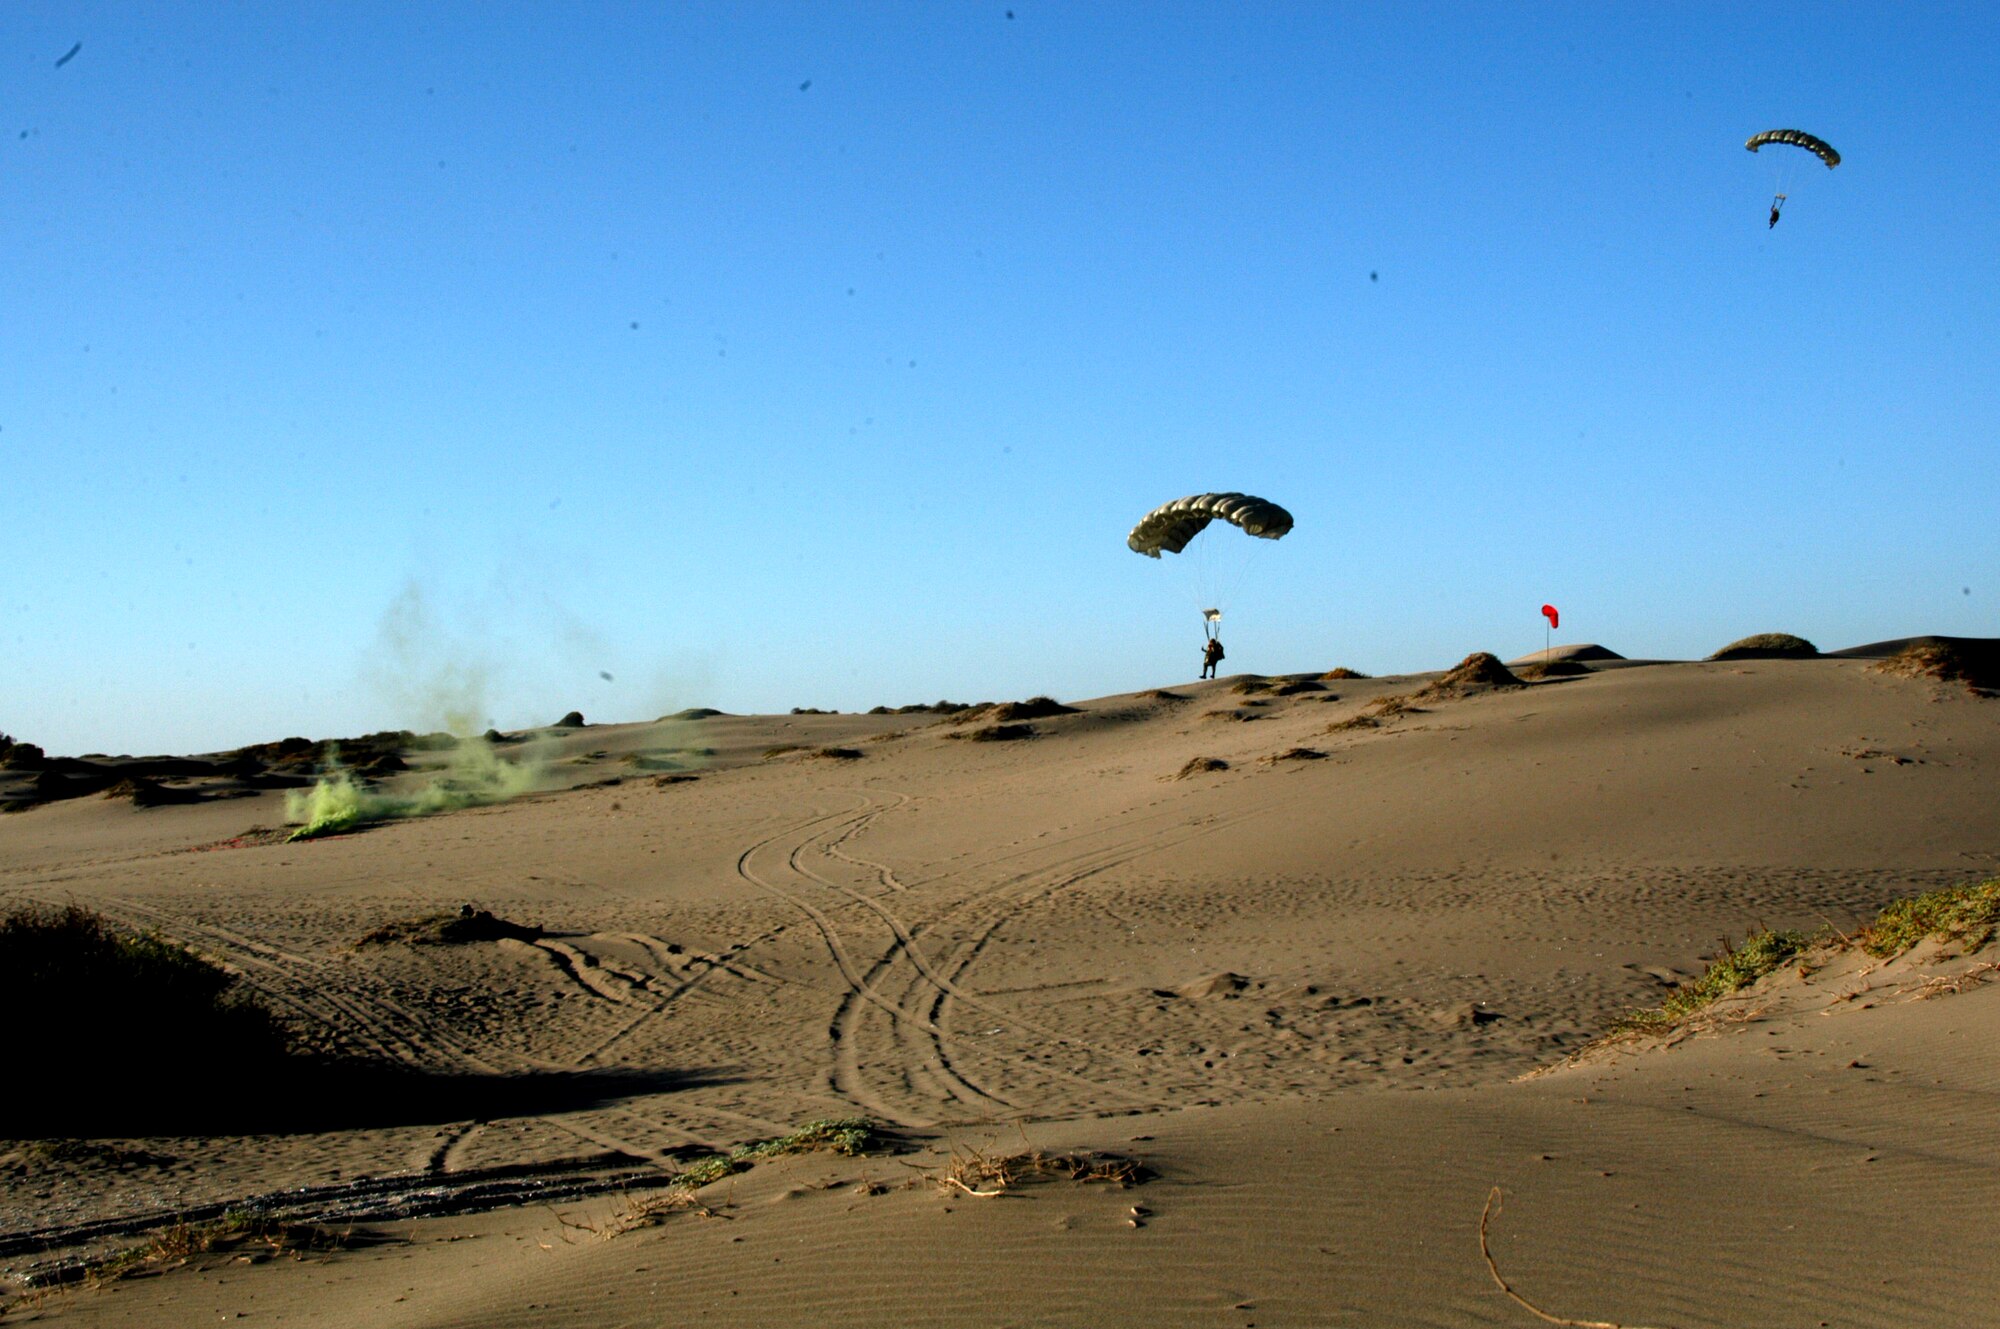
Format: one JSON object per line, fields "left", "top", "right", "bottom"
{"left": 285, "top": 733, "right": 549, "bottom": 841}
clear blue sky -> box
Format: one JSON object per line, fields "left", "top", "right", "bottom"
{"left": 4, "top": 3, "right": 1994, "bottom": 756}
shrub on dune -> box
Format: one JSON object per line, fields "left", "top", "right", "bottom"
{"left": 1417, "top": 652, "right": 1524, "bottom": 700}
{"left": 1868, "top": 640, "right": 1998, "bottom": 694}
{"left": 1706, "top": 633, "right": 1818, "bottom": 660}
{"left": 0, "top": 904, "right": 290, "bottom": 1132}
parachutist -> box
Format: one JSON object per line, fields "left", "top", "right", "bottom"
{"left": 1201, "top": 637, "right": 1225, "bottom": 680}
{"left": 1768, "top": 194, "right": 1785, "bottom": 228}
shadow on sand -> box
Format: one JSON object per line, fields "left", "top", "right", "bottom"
{"left": 2, "top": 1061, "right": 741, "bottom": 1140}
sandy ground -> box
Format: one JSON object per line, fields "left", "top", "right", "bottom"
{"left": 3, "top": 643, "right": 1999, "bottom": 1326}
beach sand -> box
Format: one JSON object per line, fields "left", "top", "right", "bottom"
{"left": 4, "top": 641, "right": 1998, "bottom": 1326}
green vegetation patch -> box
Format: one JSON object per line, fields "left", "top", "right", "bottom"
{"left": 1611, "top": 929, "right": 1811, "bottom": 1035}
{"left": 1864, "top": 878, "right": 2000, "bottom": 958}
{"left": 671, "top": 1118, "right": 881, "bottom": 1189}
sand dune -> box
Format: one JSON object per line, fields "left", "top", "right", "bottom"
{"left": 4, "top": 644, "right": 1999, "bottom": 1325}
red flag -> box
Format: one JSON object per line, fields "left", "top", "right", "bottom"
{"left": 1540, "top": 604, "right": 1559, "bottom": 630}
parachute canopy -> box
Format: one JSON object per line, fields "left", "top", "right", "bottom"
{"left": 1128, "top": 492, "right": 1294, "bottom": 558}
{"left": 1745, "top": 129, "right": 1840, "bottom": 169}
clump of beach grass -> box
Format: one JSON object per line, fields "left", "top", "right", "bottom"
{"left": 943, "top": 723, "right": 1035, "bottom": 742}
{"left": 70, "top": 1212, "right": 356, "bottom": 1288}
{"left": 1869, "top": 639, "right": 1998, "bottom": 694}
{"left": 592, "top": 1119, "right": 881, "bottom": 1236}
{"left": 1605, "top": 877, "right": 2000, "bottom": 1040}
{"left": 1517, "top": 659, "right": 1590, "bottom": 680}
{"left": 1172, "top": 756, "right": 1229, "bottom": 779}
{"left": 925, "top": 1143, "right": 1151, "bottom": 1198}
{"left": 1707, "top": 632, "right": 1818, "bottom": 660}
{"left": 1262, "top": 747, "right": 1326, "bottom": 764}
{"left": 1609, "top": 929, "right": 1812, "bottom": 1036}
{"left": 1863, "top": 878, "right": 2000, "bottom": 958}
{"left": 1416, "top": 652, "right": 1523, "bottom": 700}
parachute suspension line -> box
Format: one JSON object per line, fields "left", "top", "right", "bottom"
{"left": 1127, "top": 491, "right": 1295, "bottom": 653}
{"left": 1746, "top": 129, "right": 1839, "bottom": 227}
{"left": 1185, "top": 521, "right": 1262, "bottom": 630}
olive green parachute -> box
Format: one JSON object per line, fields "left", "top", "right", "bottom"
{"left": 1127, "top": 493, "right": 1294, "bottom": 558}
{"left": 1745, "top": 129, "right": 1840, "bottom": 169}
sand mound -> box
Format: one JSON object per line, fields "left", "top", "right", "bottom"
{"left": 1175, "top": 971, "right": 1252, "bottom": 1000}
{"left": 943, "top": 723, "right": 1036, "bottom": 743}
{"left": 1171, "top": 756, "right": 1228, "bottom": 779}
{"left": 808, "top": 747, "right": 864, "bottom": 761}
{"left": 662, "top": 708, "right": 725, "bottom": 720}
{"left": 0, "top": 735, "right": 45, "bottom": 769}
{"left": 1516, "top": 659, "right": 1592, "bottom": 679}
{"left": 1262, "top": 747, "right": 1327, "bottom": 764}
{"left": 100, "top": 776, "right": 205, "bottom": 807}
{"left": 992, "top": 697, "right": 1078, "bottom": 721}
{"left": 951, "top": 696, "right": 1079, "bottom": 724}
{"left": 1321, "top": 667, "right": 1370, "bottom": 680}
{"left": 1271, "top": 679, "right": 1325, "bottom": 695}
{"left": 1505, "top": 644, "right": 1625, "bottom": 665}
{"left": 1707, "top": 633, "right": 1819, "bottom": 660}
{"left": 1869, "top": 639, "right": 1999, "bottom": 693}
{"left": 1417, "top": 652, "right": 1524, "bottom": 699}
{"left": 1140, "top": 689, "right": 1191, "bottom": 703}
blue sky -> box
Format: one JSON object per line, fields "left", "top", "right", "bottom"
{"left": 4, "top": 3, "right": 1995, "bottom": 756}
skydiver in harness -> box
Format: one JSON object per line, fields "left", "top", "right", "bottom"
{"left": 1768, "top": 193, "right": 1786, "bottom": 228}
{"left": 1200, "top": 613, "right": 1225, "bottom": 679}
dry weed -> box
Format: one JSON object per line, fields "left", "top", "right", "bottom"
{"left": 1479, "top": 1188, "right": 1679, "bottom": 1329}
{"left": 921, "top": 1143, "right": 1149, "bottom": 1198}
{"left": 1897, "top": 962, "right": 2000, "bottom": 1001}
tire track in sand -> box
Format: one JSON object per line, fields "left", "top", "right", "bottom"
{"left": 732, "top": 800, "right": 1016, "bottom": 1126}
{"left": 795, "top": 794, "right": 1252, "bottom": 1115}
